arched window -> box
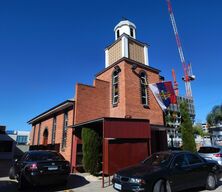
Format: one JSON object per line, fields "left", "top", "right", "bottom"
{"left": 130, "top": 28, "right": 134, "bottom": 37}
{"left": 43, "top": 128, "right": 48, "bottom": 145}
{"left": 117, "top": 30, "right": 120, "bottom": 38}
{"left": 112, "top": 67, "right": 120, "bottom": 106}
{"left": 140, "top": 71, "right": 148, "bottom": 106}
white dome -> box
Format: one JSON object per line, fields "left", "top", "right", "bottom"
{"left": 114, "top": 20, "right": 136, "bottom": 40}
{"left": 114, "top": 20, "right": 136, "bottom": 31}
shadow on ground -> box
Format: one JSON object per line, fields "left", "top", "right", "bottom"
{"left": 181, "top": 181, "right": 222, "bottom": 192}
{"left": 0, "top": 160, "right": 12, "bottom": 178}
{"left": 0, "top": 174, "right": 90, "bottom": 192}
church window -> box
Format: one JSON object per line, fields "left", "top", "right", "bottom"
{"left": 117, "top": 30, "right": 120, "bottom": 38}
{"left": 62, "top": 112, "right": 68, "bottom": 149}
{"left": 130, "top": 28, "right": 134, "bottom": 37}
{"left": 112, "top": 67, "right": 120, "bottom": 107}
{"left": 52, "top": 116, "right": 56, "bottom": 144}
{"left": 140, "top": 71, "right": 149, "bottom": 106}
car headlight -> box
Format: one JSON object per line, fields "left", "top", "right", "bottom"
{"left": 113, "top": 173, "right": 120, "bottom": 180}
{"left": 129, "top": 178, "right": 146, "bottom": 184}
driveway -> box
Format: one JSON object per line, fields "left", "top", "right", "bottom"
{"left": 0, "top": 173, "right": 222, "bottom": 192}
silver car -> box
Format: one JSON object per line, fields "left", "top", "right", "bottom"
{"left": 198, "top": 146, "right": 222, "bottom": 165}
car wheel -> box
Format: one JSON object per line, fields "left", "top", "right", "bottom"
{"left": 9, "top": 167, "right": 15, "bottom": 179}
{"left": 153, "top": 180, "right": 171, "bottom": 192}
{"left": 153, "top": 180, "right": 165, "bottom": 192}
{"left": 165, "top": 180, "right": 172, "bottom": 192}
{"left": 206, "top": 173, "right": 217, "bottom": 190}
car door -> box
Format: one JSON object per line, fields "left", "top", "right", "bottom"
{"left": 168, "top": 154, "right": 191, "bottom": 192}
{"left": 185, "top": 153, "right": 208, "bottom": 187}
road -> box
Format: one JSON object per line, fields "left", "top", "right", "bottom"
{"left": 0, "top": 173, "right": 222, "bottom": 192}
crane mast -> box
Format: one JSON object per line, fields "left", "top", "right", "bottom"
{"left": 172, "top": 69, "right": 179, "bottom": 96}
{"left": 166, "top": 0, "right": 195, "bottom": 98}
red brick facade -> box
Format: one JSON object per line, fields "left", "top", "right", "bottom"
{"left": 74, "top": 79, "right": 110, "bottom": 124}
{"left": 73, "top": 59, "right": 164, "bottom": 126}
{"left": 29, "top": 58, "right": 165, "bottom": 165}
{"left": 29, "top": 20, "right": 169, "bottom": 173}
{"left": 96, "top": 60, "right": 164, "bottom": 125}
{"left": 29, "top": 101, "right": 74, "bottom": 161}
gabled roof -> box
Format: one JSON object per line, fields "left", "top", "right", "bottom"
{"left": 27, "top": 99, "right": 74, "bottom": 124}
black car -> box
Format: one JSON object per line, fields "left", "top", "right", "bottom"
{"left": 9, "top": 150, "right": 70, "bottom": 189}
{"left": 112, "top": 151, "right": 221, "bottom": 192}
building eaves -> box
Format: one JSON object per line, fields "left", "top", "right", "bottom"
{"left": 105, "top": 33, "right": 149, "bottom": 50}
{"left": 95, "top": 57, "right": 161, "bottom": 77}
{"left": 27, "top": 99, "right": 75, "bottom": 125}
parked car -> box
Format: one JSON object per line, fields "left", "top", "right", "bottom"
{"left": 198, "top": 146, "right": 222, "bottom": 165}
{"left": 9, "top": 150, "right": 70, "bottom": 189}
{"left": 112, "top": 151, "right": 221, "bottom": 192}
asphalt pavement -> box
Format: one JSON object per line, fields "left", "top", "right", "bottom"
{"left": 0, "top": 173, "right": 222, "bottom": 192}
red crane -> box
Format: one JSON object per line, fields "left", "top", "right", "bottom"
{"left": 172, "top": 68, "right": 179, "bottom": 96}
{"left": 166, "top": 0, "right": 195, "bottom": 98}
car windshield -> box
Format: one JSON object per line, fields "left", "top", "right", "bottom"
{"left": 27, "top": 151, "right": 65, "bottom": 161}
{"left": 142, "top": 153, "right": 171, "bottom": 166}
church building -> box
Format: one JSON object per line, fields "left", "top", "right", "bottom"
{"left": 28, "top": 20, "right": 169, "bottom": 175}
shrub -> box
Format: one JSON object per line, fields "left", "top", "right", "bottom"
{"left": 180, "top": 101, "right": 196, "bottom": 152}
{"left": 82, "top": 127, "right": 101, "bottom": 175}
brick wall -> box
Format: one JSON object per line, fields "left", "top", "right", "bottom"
{"left": 74, "top": 79, "right": 110, "bottom": 124}
{"left": 96, "top": 60, "right": 164, "bottom": 125}
{"left": 32, "top": 123, "right": 40, "bottom": 145}
{"left": 97, "top": 61, "right": 127, "bottom": 117}
{"left": 29, "top": 107, "right": 74, "bottom": 162}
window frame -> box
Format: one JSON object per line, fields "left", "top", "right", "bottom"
{"left": 112, "top": 69, "right": 120, "bottom": 107}
{"left": 62, "top": 112, "right": 68, "bottom": 149}
{"left": 16, "top": 135, "right": 28, "bottom": 144}
{"left": 139, "top": 71, "right": 149, "bottom": 107}
{"left": 117, "top": 30, "right": 120, "bottom": 38}
{"left": 130, "top": 28, "right": 134, "bottom": 37}
{"left": 186, "top": 153, "right": 203, "bottom": 165}
{"left": 51, "top": 116, "right": 57, "bottom": 144}
{"left": 171, "top": 154, "right": 189, "bottom": 168}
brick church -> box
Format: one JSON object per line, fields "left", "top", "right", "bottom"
{"left": 28, "top": 19, "right": 169, "bottom": 175}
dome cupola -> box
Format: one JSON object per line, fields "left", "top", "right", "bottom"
{"left": 114, "top": 19, "right": 136, "bottom": 40}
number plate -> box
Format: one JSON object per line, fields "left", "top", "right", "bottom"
{"left": 114, "top": 183, "right": 122, "bottom": 190}
{"left": 48, "top": 166, "right": 58, "bottom": 170}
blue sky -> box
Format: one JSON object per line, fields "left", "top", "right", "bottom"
{"left": 0, "top": 0, "right": 221, "bottom": 131}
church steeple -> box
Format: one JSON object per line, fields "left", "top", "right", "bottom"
{"left": 105, "top": 20, "right": 149, "bottom": 68}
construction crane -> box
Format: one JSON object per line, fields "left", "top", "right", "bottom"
{"left": 172, "top": 69, "right": 179, "bottom": 96}
{"left": 166, "top": 0, "right": 195, "bottom": 98}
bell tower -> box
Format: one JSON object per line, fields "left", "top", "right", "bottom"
{"left": 105, "top": 19, "right": 149, "bottom": 68}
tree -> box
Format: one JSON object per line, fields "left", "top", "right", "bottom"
{"left": 180, "top": 101, "right": 196, "bottom": 152}
{"left": 206, "top": 104, "right": 222, "bottom": 127}
{"left": 82, "top": 127, "right": 101, "bottom": 175}
{"left": 193, "top": 124, "right": 204, "bottom": 137}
